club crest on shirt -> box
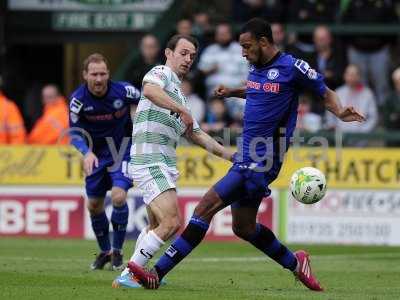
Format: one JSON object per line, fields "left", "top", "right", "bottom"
{"left": 307, "top": 68, "right": 317, "bottom": 80}
{"left": 113, "top": 99, "right": 123, "bottom": 109}
{"left": 267, "top": 68, "right": 279, "bottom": 80}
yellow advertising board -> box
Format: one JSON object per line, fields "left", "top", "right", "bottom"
{"left": 274, "top": 147, "right": 400, "bottom": 189}
{"left": 0, "top": 146, "right": 399, "bottom": 189}
{"left": 177, "top": 147, "right": 400, "bottom": 189}
{"left": 0, "top": 146, "right": 84, "bottom": 185}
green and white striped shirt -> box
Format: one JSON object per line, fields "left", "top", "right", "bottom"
{"left": 130, "top": 65, "right": 200, "bottom": 168}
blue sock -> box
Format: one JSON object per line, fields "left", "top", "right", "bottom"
{"left": 248, "top": 223, "right": 297, "bottom": 271}
{"left": 154, "top": 215, "right": 209, "bottom": 279}
{"left": 91, "top": 212, "right": 111, "bottom": 253}
{"left": 111, "top": 203, "right": 129, "bottom": 251}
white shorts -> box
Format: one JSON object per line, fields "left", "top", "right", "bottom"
{"left": 129, "top": 164, "right": 179, "bottom": 205}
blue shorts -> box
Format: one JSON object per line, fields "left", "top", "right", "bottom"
{"left": 85, "top": 150, "right": 132, "bottom": 198}
{"left": 214, "top": 159, "right": 283, "bottom": 209}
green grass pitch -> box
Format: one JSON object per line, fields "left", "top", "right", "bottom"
{"left": 1, "top": 237, "right": 399, "bottom": 300}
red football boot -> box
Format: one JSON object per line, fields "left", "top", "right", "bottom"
{"left": 294, "top": 250, "right": 324, "bottom": 291}
{"left": 127, "top": 262, "right": 160, "bottom": 289}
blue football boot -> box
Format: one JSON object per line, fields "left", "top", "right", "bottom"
{"left": 112, "top": 272, "right": 142, "bottom": 289}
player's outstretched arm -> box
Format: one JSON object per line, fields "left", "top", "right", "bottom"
{"left": 143, "top": 82, "right": 193, "bottom": 132}
{"left": 188, "top": 130, "right": 235, "bottom": 162}
{"left": 214, "top": 85, "right": 246, "bottom": 99}
{"left": 323, "top": 87, "right": 366, "bottom": 122}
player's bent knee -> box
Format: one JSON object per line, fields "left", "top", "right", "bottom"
{"left": 87, "top": 200, "right": 104, "bottom": 215}
{"left": 111, "top": 189, "right": 127, "bottom": 207}
{"left": 194, "top": 189, "right": 224, "bottom": 222}
{"left": 111, "top": 195, "right": 126, "bottom": 207}
{"left": 232, "top": 224, "right": 256, "bottom": 241}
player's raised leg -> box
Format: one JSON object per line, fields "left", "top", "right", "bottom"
{"left": 231, "top": 205, "right": 297, "bottom": 271}
{"left": 231, "top": 206, "right": 323, "bottom": 291}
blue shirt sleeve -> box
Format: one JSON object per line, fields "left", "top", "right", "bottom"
{"left": 69, "top": 96, "right": 89, "bottom": 156}
{"left": 120, "top": 82, "right": 141, "bottom": 105}
{"left": 292, "top": 58, "right": 327, "bottom": 98}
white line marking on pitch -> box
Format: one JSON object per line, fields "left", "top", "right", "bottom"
{"left": 0, "top": 253, "right": 399, "bottom": 263}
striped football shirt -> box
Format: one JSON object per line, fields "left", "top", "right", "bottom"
{"left": 130, "top": 65, "right": 200, "bottom": 168}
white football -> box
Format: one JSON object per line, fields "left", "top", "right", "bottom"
{"left": 289, "top": 167, "right": 327, "bottom": 204}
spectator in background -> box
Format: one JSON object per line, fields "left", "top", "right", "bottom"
{"left": 288, "top": 0, "right": 337, "bottom": 60}
{"left": 186, "top": 13, "right": 212, "bottom": 100}
{"left": 176, "top": 19, "right": 193, "bottom": 36}
{"left": 296, "top": 94, "right": 322, "bottom": 133}
{"left": 0, "top": 75, "right": 26, "bottom": 144}
{"left": 181, "top": 78, "right": 205, "bottom": 123}
{"left": 342, "top": 0, "right": 398, "bottom": 105}
{"left": 272, "top": 23, "right": 309, "bottom": 61}
{"left": 198, "top": 23, "right": 248, "bottom": 118}
{"left": 312, "top": 25, "right": 345, "bottom": 91}
{"left": 201, "top": 97, "right": 232, "bottom": 134}
{"left": 198, "top": 23, "right": 248, "bottom": 96}
{"left": 271, "top": 23, "right": 287, "bottom": 52}
{"left": 382, "top": 67, "right": 400, "bottom": 131}
{"left": 126, "top": 34, "right": 161, "bottom": 88}
{"left": 192, "top": 12, "right": 214, "bottom": 51}
{"left": 233, "top": 0, "right": 285, "bottom": 23}
{"left": 326, "top": 65, "right": 377, "bottom": 135}
{"left": 28, "top": 84, "right": 69, "bottom": 144}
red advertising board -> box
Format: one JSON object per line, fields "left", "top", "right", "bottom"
{"left": 178, "top": 196, "right": 274, "bottom": 241}
{"left": 0, "top": 195, "right": 85, "bottom": 238}
{"left": 0, "top": 188, "right": 275, "bottom": 242}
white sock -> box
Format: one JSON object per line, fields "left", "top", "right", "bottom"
{"left": 134, "top": 226, "right": 149, "bottom": 253}
{"left": 121, "top": 227, "right": 149, "bottom": 276}
{"left": 132, "top": 230, "right": 165, "bottom": 267}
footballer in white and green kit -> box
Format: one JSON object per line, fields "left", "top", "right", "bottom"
{"left": 129, "top": 64, "right": 201, "bottom": 205}
{"left": 113, "top": 35, "right": 234, "bottom": 289}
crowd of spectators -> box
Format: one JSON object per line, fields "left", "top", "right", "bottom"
{"left": 1, "top": 0, "right": 400, "bottom": 146}
{"left": 0, "top": 77, "right": 69, "bottom": 145}
{"left": 172, "top": 0, "right": 400, "bottom": 145}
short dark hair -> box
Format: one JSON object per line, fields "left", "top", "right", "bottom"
{"left": 166, "top": 34, "right": 199, "bottom": 51}
{"left": 240, "top": 18, "right": 273, "bottom": 43}
{"left": 83, "top": 53, "right": 109, "bottom": 72}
